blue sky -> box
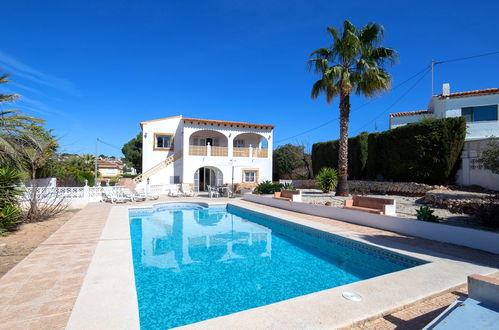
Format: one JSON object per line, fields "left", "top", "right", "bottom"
{"left": 1, "top": 0, "right": 498, "bottom": 157}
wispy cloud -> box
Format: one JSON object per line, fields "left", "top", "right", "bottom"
{"left": 0, "top": 86, "right": 65, "bottom": 116}
{"left": 0, "top": 50, "right": 81, "bottom": 96}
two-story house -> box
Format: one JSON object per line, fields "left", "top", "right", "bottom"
{"left": 389, "top": 85, "right": 499, "bottom": 190}
{"left": 389, "top": 85, "right": 499, "bottom": 140}
{"left": 134, "top": 115, "right": 273, "bottom": 193}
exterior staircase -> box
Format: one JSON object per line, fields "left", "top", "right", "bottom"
{"left": 133, "top": 151, "right": 183, "bottom": 184}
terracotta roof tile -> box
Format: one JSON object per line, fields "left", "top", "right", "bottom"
{"left": 390, "top": 109, "right": 430, "bottom": 118}
{"left": 437, "top": 88, "right": 499, "bottom": 99}
{"left": 183, "top": 117, "right": 274, "bottom": 129}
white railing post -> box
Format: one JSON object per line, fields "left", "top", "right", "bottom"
{"left": 83, "top": 180, "right": 89, "bottom": 202}
{"left": 249, "top": 144, "right": 253, "bottom": 158}
{"left": 207, "top": 142, "right": 211, "bottom": 156}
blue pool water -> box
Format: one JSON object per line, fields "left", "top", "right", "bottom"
{"left": 129, "top": 204, "right": 423, "bottom": 329}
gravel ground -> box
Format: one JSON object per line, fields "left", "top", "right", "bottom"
{"left": 300, "top": 189, "right": 491, "bottom": 231}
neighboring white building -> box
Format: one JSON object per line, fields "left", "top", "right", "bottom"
{"left": 135, "top": 115, "right": 273, "bottom": 192}
{"left": 389, "top": 85, "right": 499, "bottom": 190}
{"left": 389, "top": 85, "right": 499, "bottom": 141}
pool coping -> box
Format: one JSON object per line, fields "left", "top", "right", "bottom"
{"left": 66, "top": 200, "right": 498, "bottom": 329}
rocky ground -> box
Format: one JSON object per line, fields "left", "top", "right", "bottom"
{"left": 300, "top": 189, "right": 496, "bottom": 231}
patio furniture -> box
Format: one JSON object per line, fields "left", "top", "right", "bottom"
{"left": 274, "top": 190, "right": 302, "bottom": 202}
{"left": 123, "top": 188, "right": 146, "bottom": 202}
{"left": 168, "top": 189, "right": 182, "bottom": 197}
{"left": 102, "top": 188, "right": 128, "bottom": 204}
{"left": 216, "top": 186, "right": 232, "bottom": 197}
{"left": 135, "top": 188, "right": 160, "bottom": 200}
{"left": 423, "top": 274, "right": 499, "bottom": 329}
{"left": 207, "top": 185, "right": 219, "bottom": 198}
{"left": 343, "top": 195, "right": 396, "bottom": 216}
{"left": 181, "top": 188, "right": 195, "bottom": 197}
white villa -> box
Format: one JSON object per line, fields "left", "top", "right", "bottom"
{"left": 389, "top": 85, "right": 499, "bottom": 190}
{"left": 134, "top": 115, "right": 273, "bottom": 193}
{"left": 389, "top": 85, "right": 499, "bottom": 140}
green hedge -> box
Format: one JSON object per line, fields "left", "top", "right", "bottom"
{"left": 312, "top": 117, "right": 466, "bottom": 184}
{"left": 312, "top": 131, "right": 369, "bottom": 179}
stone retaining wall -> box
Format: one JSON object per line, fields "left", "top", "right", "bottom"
{"left": 281, "top": 179, "right": 441, "bottom": 196}
{"left": 423, "top": 189, "right": 497, "bottom": 214}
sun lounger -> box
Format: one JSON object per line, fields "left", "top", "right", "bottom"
{"left": 123, "top": 188, "right": 146, "bottom": 202}
{"left": 168, "top": 190, "right": 182, "bottom": 197}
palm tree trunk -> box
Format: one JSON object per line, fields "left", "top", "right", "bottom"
{"left": 336, "top": 92, "right": 350, "bottom": 196}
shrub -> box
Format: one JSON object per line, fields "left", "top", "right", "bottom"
{"left": 281, "top": 183, "right": 296, "bottom": 190}
{"left": 0, "top": 204, "right": 21, "bottom": 234}
{"left": 474, "top": 200, "right": 499, "bottom": 228}
{"left": 478, "top": 138, "right": 499, "bottom": 174}
{"left": 315, "top": 167, "right": 338, "bottom": 193}
{"left": 415, "top": 206, "right": 440, "bottom": 222}
{"left": 0, "top": 167, "right": 23, "bottom": 234}
{"left": 253, "top": 181, "right": 283, "bottom": 194}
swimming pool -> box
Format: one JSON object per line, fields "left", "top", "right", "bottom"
{"left": 129, "top": 204, "right": 424, "bottom": 329}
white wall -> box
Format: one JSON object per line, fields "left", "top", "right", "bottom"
{"left": 141, "top": 116, "right": 183, "bottom": 174}
{"left": 390, "top": 113, "right": 431, "bottom": 129}
{"left": 455, "top": 138, "right": 499, "bottom": 191}
{"left": 436, "top": 93, "right": 499, "bottom": 140}
{"left": 243, "top": 194, "right": 499, "bottom": 254}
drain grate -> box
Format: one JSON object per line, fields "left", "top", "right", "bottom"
{"left": 342, "top": 292, "right": 362, "bottom": 302}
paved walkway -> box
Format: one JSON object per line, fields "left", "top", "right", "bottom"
{"left": 0, "top": 203, "right": 111, "bottom": 330}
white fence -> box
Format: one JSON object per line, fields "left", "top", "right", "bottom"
{"left": 22, "top": 186, "right": 126, "bottom": 207}
{"left": 146, "top": 184, "right": 182, "bottom": 195}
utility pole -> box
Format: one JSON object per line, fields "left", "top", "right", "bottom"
{"left": 94, "top": 138, "right": 99, "bottom": 186}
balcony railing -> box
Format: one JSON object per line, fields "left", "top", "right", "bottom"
{"left": 189, "top": 145, "right": 268, "bottom": 158}
{"left": 233, "top": 147, "right": 250, "bottom": 157}
{"left": 253, "top": 148, "right": 268, "bottom": 158}
{"left": 189, "top": 145, "right": 207, "bottom": 156}
{"left": 211, "top": 146, "right": 228, "bottom": 157}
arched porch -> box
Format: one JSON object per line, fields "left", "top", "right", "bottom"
{"left": 194, "top": 166, "right": 223, "bottom": 192}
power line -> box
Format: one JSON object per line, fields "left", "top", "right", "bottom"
{"left": 275, "top": 64, "right": 430, "bottom": 144}
{"left": 352, "top": 67, "right": 431, "bottom": 135}
{"left": 97, "top": 138, "right": 122, "bottom": 151}
{"left": 437, "top": 50, "right": 499, "bottom": 64}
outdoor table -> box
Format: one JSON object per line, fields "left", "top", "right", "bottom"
{"left": 216, "top": 186, "right": 231, "bottom": 197}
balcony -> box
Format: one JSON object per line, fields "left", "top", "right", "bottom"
{"left": 189, "top": 145, "right": 268, "bottom": 158}
{"left": 189, "top": 146, "right": 228, "bottom": 157}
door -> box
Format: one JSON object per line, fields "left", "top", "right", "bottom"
{"left": 194, "top": 169, "right": 199, "bottom": 192}
{"left": 206, "top": 138, "right": 213, "bottom": 146}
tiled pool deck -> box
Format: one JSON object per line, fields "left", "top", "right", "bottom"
{"left": 0, "top": 197, "right": 498, "bottom": 329}
{"left": 0, "top": 203, "right": 111, "bottom": 330}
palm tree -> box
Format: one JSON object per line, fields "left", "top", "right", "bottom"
{"left": 309, "top": 20, "right": 396, "bottom": 196}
